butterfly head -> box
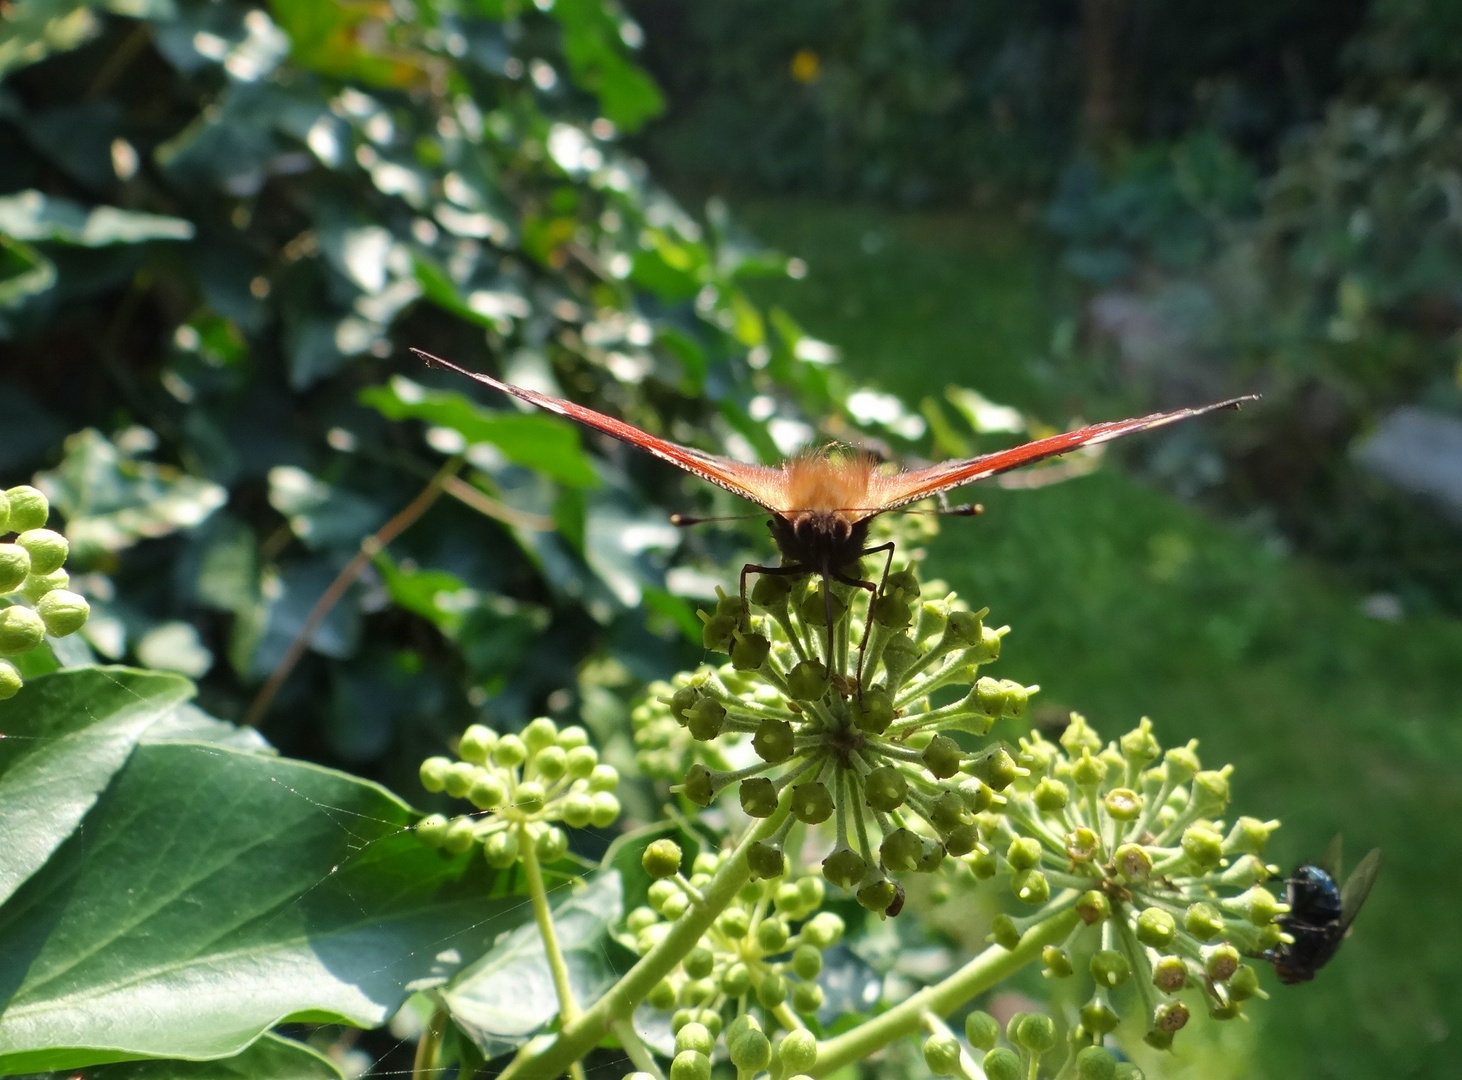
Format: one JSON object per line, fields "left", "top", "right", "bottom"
{"left": 769, "top": 510, "right": 872, "bottom": 573}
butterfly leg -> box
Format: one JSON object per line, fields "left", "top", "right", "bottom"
{"left": 831, "top": 542, "right": 896, "bottom": 693}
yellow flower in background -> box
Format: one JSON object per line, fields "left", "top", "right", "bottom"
{"left": 790, "top": 48, "right": 821, "bottom": 84}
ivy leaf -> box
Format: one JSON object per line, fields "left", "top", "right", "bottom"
{"left": 549, "top": 0, "right": 664, "bottom": 133}
{"left": 0, "top": 667, "right": 193, "bottom": 906}
{"left": 0, "top": 233, "right": 57, "bottom": 309}
{"left": 442, "top": 869, "right": 629, "bottom": 1058}
{"left": 0, "top": 190, "right": 195, "bottom": 246}
{"left": 74, "top": 1033, "right": 342, "bottom": 1079}
{"left": 361, "top": 377, "right": 599, "bottom": 488}
{"left": 0, "top": 724, "right": 523, "bottom": 1071}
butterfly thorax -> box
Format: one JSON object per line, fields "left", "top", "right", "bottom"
{"left": 768, "top": 512, "right": 872, "bottom": 574}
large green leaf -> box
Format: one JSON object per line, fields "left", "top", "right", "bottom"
{"left": 0, "top": 191, "right": 194, "bottom": 246}
{"left": 360, "top": 376, "right": 599, "bottom": 488}
{"left": 441, "top": 869, "right": 627, "bottom": 1058}
{"left": 0, "top": 739, "right": 523, "bottom": 1071}
{"left": 0, "top": 234, "right": 56, "bottom": 308}
{"left": 0, "top": 667, "right": 193, "bottom": 907}
{"left": 79, "top": 1033, "right": 342, "bottom": 1080}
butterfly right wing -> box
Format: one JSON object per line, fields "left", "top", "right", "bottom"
{"left": 413, "top": 350, "right": 789, "bottom": 511}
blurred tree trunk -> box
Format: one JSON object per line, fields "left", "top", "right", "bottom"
{"left": 1080, "top": 0, "right": 1128, "bottom": 146}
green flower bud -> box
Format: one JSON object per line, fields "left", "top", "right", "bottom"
{"left": 880, "top": 632, "right": 920, "bottom": 684}
{"left": 681, "top": 765, "right": 715, "bottom": 807}
{"left": 643, "top": 839, "right": 683, "bottom": 879}
{"left": 1014, "top": 1013, "right": 1056, "bottom": 1054}
{"left": 923, "top": 1032, "right": 962, "bottom": 1076}
{"left": 968, "top": 849, "right": 998, "bottom": 879}
{"left": 557, "top": 725, "right": 588, "bottom": 749}
{"left": 1233, "top": 885, "right": 1282, "bottom": 926}
{"left": 801, "top": 911, "right": 844, "bottom": 949}
{"left": 1012, "top": 868, "right": 1049, "bottom": 904}
{"left": 755, "top": 916, "right": 790, "bottom": 957}
{"left": 1136, "top": 907, "right": 1177, "bottom": 949}
{"left": 943, "top": 823, "right": 979, "bottom": 857}
{"left": 669, "top": 1050, "right": 711, "bottom": 1080}
{"left": 786, "top": 659, "right": 829, "bottom": 700}
{"left": 0, "top": 545, "right": 30, "bottom": 593}
{"left": 590, "top": 792, "right": 621, "bottom": 828}
{"left": 661, "top": 890, "right": 690, "bottom": 921}
{"left": 1205, "top": 944, "right": 1241, "bottom": 982}
{"left": 19, "top": 569, "right": 66, "bottom": 603}
{"left": 536, "top": 825, "right": 568, "bottom": 861}
{"left": 970, "top": 746, "right": 1021, "bottom": 790}
{"left": 1042, "top": 945, "right": 1074, "bottom": 977}
{"left": 1184, "top": 902, "right": 1225, "bottom": 941}
{"left": 731, "top": 629, "right": 771, "bottom": 670}
{"left": 791, "top": 943, "right": 822, "bottom": 980}
{"left": 419, "top": 756, "right": 451, "bottom": 793}
{"left": 1164, "top": 740, "right": 1201, "bottom": 784}
{"left": 565, "top": 744, "right": 598, "bottom": 779}
{"left": 942, "top": 609, "right": 984, "bottom": 648}
{"left": 791, "top": 781, "right": 834, "bottom": 824}
{"left": 1090, "top": 949, "right": 1131, "bottom": 988}
{"left": 523, "top": 717, "right": 558, "bottom": 755}
{"left": 442, "top": 761, "right": 476, "bottom": 799}
{"left": 796, "top": 874, "right": 825, "bottom": 911}
{"left": 1152, "top": 955, "right": 1188, "bottom": 993}
{"left": 964, "top": 1010, "right": 999, "bottom": 1051}
{"left": 924, "top": 790, "right": 963, "bottom": 833}
{"left": 922, "top": 734, "right": 963, "bottom": 779}
{"left": 988, "top": 914, "right": 1021, "bottom": 949}
{"left": 729, "top": 1025, "right": 772, "bottom": 1072}
{"left": 721, "top": 961, "right": 752, "bottom": 996}
{"left": 856, "top": 876, "right": 899, "bottom": 914}
{"left": 675, "top": 1020, "right": 713, "bottom": 1056}
{"left": 17, "top": 530, "right": 67, "bottom": 576}
{"left": 1114, "top": 842, "right": 1153, "bottom": 880}
{"left": 0, "top": 489, "right": 7, "bottom": 532}
{"left": 647, "top": 977, "right": 676, "bottom": 1010}
{"left": 1181, "top": 823, "right": 1224, "bottom": 870}
{"left": 483, "top": 828, "right": 519, "bottom": 867}
{"left": 458, "top": 725, "right": 496, "bottom": 764}
{"left": 791, "top": 979, "right": 824, "bottom": 1014}
{"left": 683, "top": 945, "right": 714, "bottom": 980}
{"left": 717, "top": 907, "right": 750, "bottom": 938}
{"left": 880, "top": 828, "right": 923, "bottom": 873}
{"left": 1228, "top": 964, "right": 1261, "bottom": 1002}
{"left": 0, "top": 606, "right": 44, "bottom": 656}
{"left": 799, "top": 586, "right": 847, "bottom": 628}
{"left": 1076, "top": 890, "right": 1110, "bottom": 925}
{"left": 853, "top": 686, "right": 894, "bottom": 734}
{"left": 702, "top": 613, "right": 737, "bottom": 652}
{"left": 1006, "top": 836, "right": 1042, "bottom": 871}
{"left": 777, "top": 1029, "right": 818, "bottom": 1075}
{"left": 1080, "top": 998, "right": 1120, "bottom": 1036}
{"left": 747, "top": 841, "right": 786, "bottom": 880}
{"left": 872, "top": 593, "right": 913, "bottom": 629}
{"left": 755, "top": 970, "right": 787, "bottom": 1008}
{"left": 822, "top": 847, "right": 867, "bottom": 889}
{"left": 514, "top": 780, "right": 546, "bottom": 815}
{"left": 561, "top": 791, "right": 594, "bottom": 828}
{"left": 1103, "top": 787, "right": 1141, "bottom": 821}
{"left": 468, "top": 772, "right": 507, "bottom": 810}
{"left": 0, "top": 659, "right": 21, "bottom": 699}
{"left": 982, "top": 1047, "right": 1021, "bottom": 1080}
{"left": 670, "top": 1008, "right": 695, "bottom": 1033}
{"left": 492, "top": 734, "right": 527, "bottom": 768}
{"left": 589, "top": 764, "right": 620, "bottom": 792}
{"left": 1071, "top": 749, "right": 1107, "bottom": 788}
{"left": 863, "top": 765, "right": 907, "bottom": 812}
{"left": 1191, "top": 767, "right": 1231, "bottom": 814}
{"left": 751, "top": 571, "right": 795, "bottom": 608}
{"left": 533, "top": 745, "right": 567, "bottom": 782}
{"left": 627, "top": 906, "right": 658, "bottom": 933}
{"left": 1033, "top": 776, "right": 1070, "bottom": 812}
{"left": 1224, "top": 816, "right": 1279, "bottom": 855}
{"left": 753, "top": 717, "right": 794, "bottom": 763}
{"left": 4, "top": 487, "right": 48, "bottom": 533}
{"left": 740, "top": 777, "right": 779, "bottom": 818}
{"left": 1076, "top": 1045, "right": 1118, "bottom": 1080}
{"left": 416, "top": 813, "right": 450, "bottom": 847}
{"left": 1152, "top": 1000, "right": 1189, "bottom": 1034}
{"left": 686, "top": 697, "right": 727, "bottom": 741}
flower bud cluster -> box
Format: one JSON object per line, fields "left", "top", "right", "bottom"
{"left": 632, "top": 570, "right": 1035, "bottom": 917}
{"left": 934, "top": 1009, "right": 1141, "bottom": 1080}
{"left": 974, "top": 714, "right": 1281, "bottom": 1048}
{"left": 0, "top": 484, "right": 89, "bottom": 699}
{"left": 625, "top": 841, "right": 843, "bottom": 1046}
{"left": 416, "top": 716, "right": 620, "bottom": 866}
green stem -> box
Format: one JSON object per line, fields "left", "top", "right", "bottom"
{"left": 499, "top": 805, "right": 792, "bottom": 1080}
{"left": 609, "top": 1016, "right": 667, "bottom": 1080}
{"left": 520, "top": 823, "right": 580, "bottom": 1028}
{"left": 412, "top": 1004, "right": 447, "bottom": 1080}
{"left": 810, "top": 907, "right": 1082, "bottom": 1077}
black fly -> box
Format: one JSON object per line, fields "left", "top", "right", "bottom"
{"left": 1266, "top": 835, "right": 1381, "bottom": 984}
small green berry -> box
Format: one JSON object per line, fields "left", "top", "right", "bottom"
{"left": 642, "top": 839, "right": 683, "bottom": 879}
{"left": 685, "top": 697, "right": 726, "bottom": 741}
{"left": 740, "top": 777, "right": 779, "bottom": 818}
{"left": 561, "top": 791, "right": 594, "bottom": 828}
{"left": 1184, "top": 902, "right": 1225, "bottom": 941}
{"left": 16, "top": 530, "right": 67, "bottom": 575}
{"left": 821, "top": 847, "right": 866, "bottom": 889}
{"left": 752, "top": 717, "right": 794, "bottom": 763}
{"left": 1033, "top": 776, "right": 1070, "bottom": 812}
{"left": 856, "top": 876, "right": 897, "bottom": 914}
{"left": 1206, "top": 943, "right": 1241, "bottom": 982}
{"left": 1042, "top": 944, "right": 1074, "bottom": 977}
{"left": 776, "top": 1029, "right": 817, "bottom": 1074}
{"left": 416, "top": 813, "right": 450, "bottom": 847}
{"left": 0, "top": 545, "right": 29, "bottom": 593}
{"left": 786, "top": 659, "right": 829, "bottom": 700}
{"left": 730, "top": 629, "right": 771, "bottom": 670}
{"left": 801, "top": 911, "right": 844, "bottom": 949}
{"left": 1090, "top": 949, "right": 1131, "bottom": 988}
{"left": 492, "top": 734, "right": 527, "bottom": 768}
{"left": 791, "top": 780, "right": 834, "bottom": 824}
{"left": 982, "top": 1047, "right": 1021, "bottom": 1080}
{"left": 675, "top": 1021, "right": 713, "bottom": 1056}
{"left": 988, "top": 914, "right": 1021, "bottom": 949}
{"left": 1136, "top": 907, "right": 1177, "bottom": 949}
{"left": 1080, "top": 998, "right": 1120, "bottom": 1036}
{"left": 863, "top": 765, "right": 908, "bottom": 812}
{"left": 681, "top": 764, "right": 715, "bottom": 807}
{"left": 0, "top": 606, "right": 45, "bottom": 655}
{"left": 1076, "top": 1045, "right": 1117, "bottom": 1080}
{"left": 880, "top": 828, "right": 922, "bottom": 873}
{"left": 482, "top": 829, "right": 519, "bottom": 867}
{"left": 790, "top": 979, "right": 823, "bottom": 1015}
{"left": 1228, "top": 964, "right": 1261, "bottom": 1002}
{"left": 1076, "top": 890, "right": 1110, "bottom": 925}
{"left": 536, "top": 825, "right": 568, "bottom": 861}
{"left": 4, "top": 486, "right": 48, "bottom": 533}
{"left": 590, "top": 791, "right": 621, "bottom": 828}
{"left": 964, "top": 1010, "right": 999, "bottom": 1051}
{"left": 923, "top": 1032, "right": 961, "bottom": 1076}
{"left": 419, "top": 756, "right": 451, "bottom": 793}
{"left": 1012, "top": 868, "right": 1049, "bottom": 904}
{"left": 853, "top": 686, "right": 894, "bottom": 734}
{"left": 922, "top": 734, "right": 963, "bottom": 779}
{"left": 589, "top": 764, "right": 620, "bottom": 792}
{"left": 747, "top": 840, "right": 786, "bottom": 881}
{"left": 459, "top": 724, "right": 496, "bottom": 763}
{"left": 1153, "top": 955, "right": 1188, "bottom": 993}
{"left": 669, "top": 1050, "right": 710, "bottom": 1080}
{"left": 468, "top": 772, "right": 507, "bottom": 810}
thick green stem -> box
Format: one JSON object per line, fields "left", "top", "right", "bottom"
{"left": 810, "top": 907, "right": 1082, "bottom": 1077}
{"left": 609, "top": 1016, "right": 667, "bottom": 1080}
{"left": 520, "top": 823, "right": 580, "bottom": 1028}
{"left": 499, "top": 805, "right": 792, "bottom": 1080}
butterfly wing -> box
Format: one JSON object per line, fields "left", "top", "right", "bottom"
{"left": 1340, "top": 848, "right": 1382, "bottom": 929}
{"left": 870, "top": 396, "right": 1258, "bottom": 513}
{"left": 413, "top": 350, "right": 788, "bottom": 510}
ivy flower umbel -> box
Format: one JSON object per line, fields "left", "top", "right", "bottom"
{"left": 417, "top": 716, "right": 622, "bottom": 866}
{"left": 0, "top": 484, "right": 90, "bottom": 699}
{"left": 634, "top": 571, "right": 1035, "bottom": 916}
{"left": 976, "top": 713, "right": 1282, "bottom": 1049}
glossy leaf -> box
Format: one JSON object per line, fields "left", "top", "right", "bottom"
{"left": 0, "top": 735, "right": 521, "bottom": 1071}
{"left": 0, "top": 667, "right": 193, "bottom": 906}
{"left": 0, "top": 190, "right": 195, "bottom": 246}
{"left": 78, "top": 1033, "right": 343, "bottom": 1080}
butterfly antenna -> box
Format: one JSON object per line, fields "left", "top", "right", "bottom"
{"left": 671, "top": 512, "right": 765, "bottom": 527}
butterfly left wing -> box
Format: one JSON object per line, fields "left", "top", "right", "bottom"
{"left": 1340, "top": 848, "right": 1381, "bottom": 930}
{"left": 870, "top": 395, "right": 1258, "bottom": 513}
{"left": 412, "top": 349, "right": 790, "bottom": 511}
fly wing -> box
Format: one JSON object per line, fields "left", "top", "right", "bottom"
{"left": 1320, "top": 833, "right": 1344, "bottom": 879}
{"left": 1340, "top": 848, "right": 1382, "bottom": 929}
{"left": 414, "top": 350, "right": 788, "bottom": 511}
{"left": 871, "top": 396, "right": 1258, "bottom": 513}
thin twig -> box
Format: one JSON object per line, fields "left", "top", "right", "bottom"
{"left": 243, "top": 458, "right": 462, "bottom": 727}
{"left": 442, "top": 473, "right": 556, "bottom": 531}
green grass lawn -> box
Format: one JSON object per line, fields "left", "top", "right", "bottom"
{"left": 738, "top": 199, "right": 1462, "bottom": 1078}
